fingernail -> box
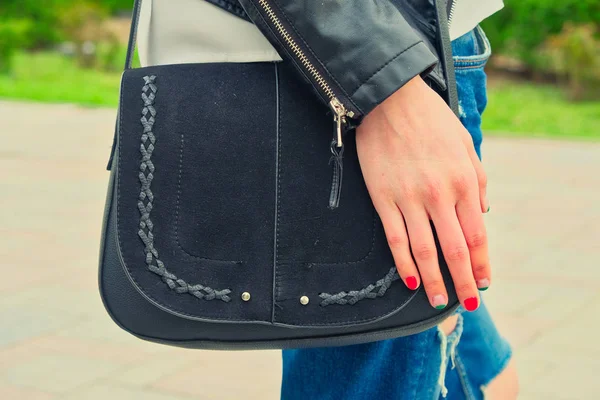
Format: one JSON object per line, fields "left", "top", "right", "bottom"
{"left": 477, "top": 278, "right": 490, "bottom": 291}
{"left": 464, "top": 296, "right": 479, "bottom": 312}
{"left": 485, "top": 205, "right": 491, "bottom": 213}
{"left": 405, "top": 276, "right": 418, "bottom": 290}
{"left": 432, "top": 295, "right": 447, "bottom": 310}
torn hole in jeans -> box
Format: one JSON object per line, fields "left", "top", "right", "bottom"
{"left": 437, "top": 313, "right": 464, "bottom": 398}
{"left": 458, "top": 100, "right": 467, "bottom": 119}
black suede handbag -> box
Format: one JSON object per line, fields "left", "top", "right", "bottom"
{"left": 99, "top": 0, "right": 461, "bottom": 349}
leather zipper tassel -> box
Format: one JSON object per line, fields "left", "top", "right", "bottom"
{"left": 328, "top": 138, "right": 344, "bottom": 210}
{"left": 328, "top": 98, "right": 347, "bottom": 209}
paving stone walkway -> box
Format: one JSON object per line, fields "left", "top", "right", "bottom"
{"left": 1, "top": 101, "right": 599, "bottom": 400}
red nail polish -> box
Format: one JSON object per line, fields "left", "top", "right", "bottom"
{"left": 405, "top": 276, "right": 418, "bottom": 290}
{"left": 464, "top": 297, "right": 479, "bottom": 311}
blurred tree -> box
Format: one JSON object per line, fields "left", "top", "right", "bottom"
{"left": 0, "top": 0, "right": 73, "bottom": 49}
{"left": 0, "top": 0, "right": 131, "bottom": 50}
{"left": 0, "top": 19, "right": 31, "bottom": 74}
{"left": 540, "top": 24, "right": 600, "bottom": 100}
{"left": 58, "top": 2, "right": 110, "bottom": 68}
{"left": 103, "top": 0, "right": 135, "bottom": 13}
{"left": 97, "top": 34, "right": 123, "bottom": 71}
{"left": 481, "top": 0, "right": 600, "bottom": 65}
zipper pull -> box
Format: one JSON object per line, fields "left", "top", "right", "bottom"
{"left": 330, "top": 98, "right": 346, "bottom": 148}
{"left": 328, "top": 98, "right": 348, "bottom": 210}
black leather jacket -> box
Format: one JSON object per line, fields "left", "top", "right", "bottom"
{"left": 204, "top": 0, "right": 458, "bottom": 132}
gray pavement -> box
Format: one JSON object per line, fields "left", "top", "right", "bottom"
{"left": 1, "top": 100, "right": 599, "bottom": 399}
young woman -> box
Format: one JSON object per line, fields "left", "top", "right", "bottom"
{"left": 137, "top": 0, "right": 518, "bottom": 398}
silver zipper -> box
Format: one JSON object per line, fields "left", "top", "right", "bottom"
{"left": 257, "top": 0, "right": 353, "bottom": 147}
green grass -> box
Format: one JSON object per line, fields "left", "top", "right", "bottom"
{"left": 0, "top": 51, "right": 121, "bottom": 107}
{"left": 1, "top": 51, "right": 599, "bottom": 139}
{"left": 483, "top": 81, "right": 600, "bottom": 139}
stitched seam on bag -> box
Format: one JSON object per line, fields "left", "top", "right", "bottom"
{"left": 318, "top": 266, "right": 400, "bottom": 306}
{"left": 134, "top": 75, "right": 231, "bottom": 302}
{"left": 294, "top": 283, "right": 418, "bottom": 326}
{"left": 173, "top": 133, "right": 242, "bottom": 262}
{"left": 268, "top": 0, "right": 362, "bottom": 115}
{"left": 349, "top": 41, "right": 423, "bottom": 97}
{"left": 273, "top": 62, "right": 283, "bottom": 321}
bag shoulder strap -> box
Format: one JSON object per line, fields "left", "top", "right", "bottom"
{"left": 124, "top": 0, "right": 143, "bottom": 70}
{"left": 107, "top": 0, "right": 143, "bottom": 170}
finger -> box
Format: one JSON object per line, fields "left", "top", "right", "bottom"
{"left": 456, "top": 198, "right": 491, "bottom": 291}
{"left": 402, "top": 205, "right": 448, "bottom": 309}
{"left": 473, "top": 158, "right": 489, "bottom": 213}
{"left": 430, "top": 205, "right": 480, "bottom": 312}
{"left": 376, "top": 201, "right": 420, "bottom": 290}
{"left": 465, "top": 140, "right": 489, "bottom": 213}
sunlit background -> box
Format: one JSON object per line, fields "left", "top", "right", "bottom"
{"left": 1, "top": 1, "right": 599, "bottom": 399}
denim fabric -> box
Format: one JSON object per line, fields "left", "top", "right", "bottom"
{"left": 281, "top": 27, "right": 512, "bottom": 400}
{"left": 453, "top": 25, "right": 491, "bottom": 158}
{"left": 444, "top": 303, "right": 512, "bottom": 399}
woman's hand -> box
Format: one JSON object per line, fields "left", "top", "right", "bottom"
{"left": 356, "top": 75, "right": 490, "bottom": 311}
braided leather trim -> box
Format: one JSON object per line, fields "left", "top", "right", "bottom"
{"left": 137, "top": 75, "right": 231, "bottom": 302}
{"left": 319, "top": 267, "right": 399, "bottom": 306}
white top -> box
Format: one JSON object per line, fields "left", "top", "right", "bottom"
{"left": 138, "top": 0, "right": 503, "bottom": 67}
{"left": 449, "top": 0, "right": 504, "bottom": 39}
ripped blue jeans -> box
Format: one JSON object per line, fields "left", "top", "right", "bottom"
{"left": 281, "top": 26, "right": 512, "bottom": 400}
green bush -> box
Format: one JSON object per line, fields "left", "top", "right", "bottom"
{"left": 59, "top": 2, "right": 109, "bottom": 68}
{"left": 481, "top": 0, "right": 600, "bottom": 65}
{"left": 0, "top": 19, "right": 31, "bottom": 73}
{"left": 0, "top": 0, "right": 75, "bottom": 49}
{"left": 0, "top": 0, "right": 130, "bottom": 50}
{"left": 102, "top": 0, "right": 134, "bottom": 13}
{"left": 538, "top": 23, "right": 600, "bottom": 100}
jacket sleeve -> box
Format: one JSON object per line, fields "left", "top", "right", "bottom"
{"left": 236, "top": 0, "right": 440, "bottom": 120}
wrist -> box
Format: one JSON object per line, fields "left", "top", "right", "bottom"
{"left": 383, "top": 75, "right": 429, "bottom": 110}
